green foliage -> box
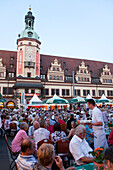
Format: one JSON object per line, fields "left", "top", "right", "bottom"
{"left": 89, "top": 147, "right": 104, "bottom": 163}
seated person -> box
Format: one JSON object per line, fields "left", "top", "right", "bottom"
{"left": 67, "top": 121, "right": 77, "bottom": 140}
{"left": 11, "top": 122, "right": 28, "bottom": 152}
{"left": 33, "top": 120, "right": 50, "bottom": 149}
{"left": 108, "top": 129, "right": 113, "bottom": 146}
{"left": 4, "top": 116, "right": 10, "bottom": 135}
{"left": 16, "top": 138, "right": 37, "bottom": 170}
{"left": 46, "top": 117, "right": 54, "bottom": 134}
{"left": 50, "top": 122, "right": 66, "bottom": 144}
{"left": 104, "top": 146, "right": 113, "bottom": 170}
{"left": 69, "top": 125, "right": 93, "bottom": 165}
{"left": 33, "top": 143, "right": 65, "bottom": 170}
{"left": 10, "top": 116, "right": 20, "bottom": 131}
{"left": 28, "top": 121, "right": 39, "bottom": 138}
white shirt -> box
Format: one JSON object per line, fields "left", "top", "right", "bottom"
{"left": 69, "top": 135, "right": 93, "bottom": 165}
{"left": 33, "top": 128, "right": 50, "bottom": 149}
{"left": 92, "top": 107, "right": 104, "bottom": 131}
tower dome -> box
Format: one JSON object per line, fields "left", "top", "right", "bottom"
{"left": 18, "top": 8, "right": 39, "bottom": 41}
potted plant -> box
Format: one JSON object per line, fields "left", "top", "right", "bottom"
{"left": 89, "top": 147, "right": 105, "bottom": 170}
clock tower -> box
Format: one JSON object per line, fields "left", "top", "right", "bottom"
{"left": 17, "top": 8, "right": 41, "bottom": 78}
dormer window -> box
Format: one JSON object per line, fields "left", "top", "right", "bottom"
{"left": 28, "top": 32, "right": 33, "bottom": 38}
{"left": 10, "top": 64, "right": 14, "bottom": 68}
{"left": 80, "top": 70, "right": 83, "bottom": 73}
{"left": 47, "top": 58, "right": 64, "bottom": 82}
{"left": 29, "top": 42, "right": 32, "bottom": 45}
{"left": 10, "top": 57, "right": 14, "bottom": 61}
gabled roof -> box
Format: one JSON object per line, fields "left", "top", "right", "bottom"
{"left": 40, "top": 54, "right": 113, "bottom": 78}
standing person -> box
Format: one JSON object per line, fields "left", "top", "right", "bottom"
{"left": 87, "top": 99, "right": 108, "bottom": 149}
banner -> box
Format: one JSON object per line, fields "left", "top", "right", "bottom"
{"left": 21, "top": 92, "right": 25, "bottom": 104}
{"left": 18, "top": 51, "right": 23, "bottom": 74}
{"left": 36, "top": 51, "right": 39, "bottom": 76}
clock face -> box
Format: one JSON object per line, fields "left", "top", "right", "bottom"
{"left": 25, "top": 47, "right": 34, "bottom": 61}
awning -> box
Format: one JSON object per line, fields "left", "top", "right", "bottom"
{"left": 13, "top": 83, "right": 43, "bottom": 89}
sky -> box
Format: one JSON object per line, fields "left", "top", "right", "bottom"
{"left": 0, "top": 0, "right": 113, "bottom": 63}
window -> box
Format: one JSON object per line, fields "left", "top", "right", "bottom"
{"left": 3, "top": 87, "right": 13, "bottom": 94}
{"left": 25, "top": 89, "right": 29, "bottom": 93}
{"left": 83, "top": 90, "right": 87, "bottom": 96}
{"left": 66, "top": 89, "right": 69, "bottom": 96}
{"left": 57, "top": 76, "right": 59, "bottom": 80}
{"left": 81, "top": 77, "right": 83, "bottom": 81}
{"left": 8, "top": 88, "right": 13, "bottom": 94}
{"left": 77, "top": 90, "right": 80, "bottom": 96}
{"left": 49, "top": 75, "right": 52, "bottom": 80}
{"left": 87, "top": 78, "right": 89, "bottom": 82}
{"left": 62, "top": 89, "right": 65, "bottom": 96}
{"left": 20, "top": 48, "right": 22, "bottom": 51}
{"left": 60, "top": 76, "right": 63, "bottom": 80}
{"left": 9, "top": 73, "right": 14, "bottom": 77}
{"left": 10, "top": 64, "right": 14, "bottom": 68}
{"left": 75, "top": 90, "right": 80, "bottom": 96}
{"left": 84, "top": 78, "right": 86, "bottom": 82}
{"left": 20, "top": 42, "right": 23, "bottom": 45}
{"left": 80, "top": 70, "right": 83, "bottom": 73}
{"left": 3, "top": 87, "right": 7, "bottom": 94}
{"left": 40, "top": 75, "right": 45, "bottom": 79}
{"left": 83, "top": 90, "right": 89, "bottom": 96}
{"left": 29, "top": 42, "right": 31, "bottom": 45}
{"left": 31, "top": 89, "right": 35, "bottom": 94}
{"left": 10, "top": 57, "right": 14, "bottom": 61}
{"left": 78, "top": 77, "right": 80, "bottom": 81}
{"left": 57, "top": 68, "right": 59, "bottom": 71}
{"left": 45, "top": 89, "right": 49, "bottom": 95}
{"left": 92, "top": 90, "right": 95, "bottom": 96}
{"left": 28, "top": 62, "right": 31, "bottom": 66}
{"left": 51, "top": 89, "right": 55, "bottom": 95}
{"left": 110, "top": 79, "right": 112, "bottom": 83}
{"left": 65, "top": 68, "right": 68, "bottom": 72}
{"left": 56, "top": 89, "right": 59, "bottom": 95}
{"left": 28, "top": 32, "right": 33, "bottom": 37}
{"left": 99, "top": 90, "right": 105, "bottom": 96}
{"left": 53, "top": 76, "right": 55, "bottom": 80}
{"left": 107, "top": 90, "right": 113, "bottom": 97}
{"left": 0, "top": 72, "right": 4, "bottom": 77}
{"left": 84, "top": 70, "right": 86, "bottom": 73}
{"left": 27, "top": 72, "right": 31, "bottom": 78}
{"left": 53, "top": 67, "right": 55, "bottom": 71}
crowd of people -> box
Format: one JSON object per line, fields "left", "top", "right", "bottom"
{"left": 0, "top": 99, "right": 113, "bottom": 169}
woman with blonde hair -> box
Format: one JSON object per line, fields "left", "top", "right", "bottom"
{"left": 33, "top": 143, "right": 65, "bottom": 170}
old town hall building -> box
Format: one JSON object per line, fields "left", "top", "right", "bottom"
{"left": 0, "top": 9, "right": 113, "bottom": 107}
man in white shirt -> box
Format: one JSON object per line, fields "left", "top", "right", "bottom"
{"left": 69, "top": 125, "right": 93, "bottom": 165}
{"left": 87, "top": 99, "right": 108, "bottom": 149}
{"left": 33, "top": 120, "right": 50, "bottom": 149}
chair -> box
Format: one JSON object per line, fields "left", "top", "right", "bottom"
{"left": 4, "top": 134, "right": 19, "bottom": 170}
{"left": 56, "top": 139, "right": 70, "bottom": 168}
{"left": 61, "top": 123, "right": 67, "bottom": 133}
{"left": 37, "top": 139, "right": 54, "bottom": 149}
{"left": 15, "top": 162, "right": 19, "bottom": 170}
{"left": 10, "top": 122, "right": 17, "bottom": 136}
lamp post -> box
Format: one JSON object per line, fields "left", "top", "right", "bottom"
{"left": 72, "top": 71, "right": 75, "bottom": 98}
